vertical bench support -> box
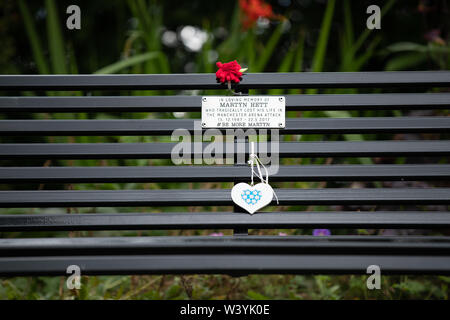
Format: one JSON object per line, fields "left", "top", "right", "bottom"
{"left": 233, "top": 87, "right": 249, "bottom": 236}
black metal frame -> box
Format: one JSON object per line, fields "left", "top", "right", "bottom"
{"left": 1, "top": 236, "right": 450, "bottom": 276}
{"left": 1, "top": 164, "right": 449, "bottom": 183}
{"left": 0, "top": 71, "right": 449, "bottom": 276}
{"left": 1, "top": 72, "right": 450, "bottom": 90}
{"left": 1, "top": 117, "right": 450, "bottom": 135}
{"left": 2, "top": 93, "right": 450, "bottom": 112}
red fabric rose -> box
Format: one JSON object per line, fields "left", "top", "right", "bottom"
{"left": 215, "top": 60, "right": 243, "bottom": 84}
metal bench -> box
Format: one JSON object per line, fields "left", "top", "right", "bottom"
{"left": 0, "top": 71, "right": 449, "bottom": 276}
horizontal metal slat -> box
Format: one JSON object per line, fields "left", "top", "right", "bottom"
{"left": 0, "top": 188, "right": 448, "bottom": 207}
{"left": 0, "top": 141, "right": 449, "bottom": 159}
{"left": 1, "top": 164, "right": 449, "bottom": 183}
{"left": 1, "top": 211, "right": 450, "bottom": 231}
{"left": 0, "top": 253, "right": 449, "bottom": 276}
{"left": 1, "top": 117, "right": 449, "bottom": 135}
{"left": 1, "top": 72, "right": 450, "bottom": 90}
{"left": 1, "top": 93, "right": 450, "bottom": 112}
{"left": 0, "top": 236, "right": 449, "bottom": 276}
{"left": 1, "top": 236, "right": 449, "bottom": 255}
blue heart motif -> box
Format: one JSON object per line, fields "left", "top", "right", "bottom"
{"left": 241, "top": 189, "right": 262, "bottom": 205}
{"left": 231, "top": 182, "right": 275, "bottom": 214}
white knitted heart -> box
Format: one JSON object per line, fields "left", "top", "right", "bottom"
{"left": 231, "top": 182, "right": 274, "bottom": 214}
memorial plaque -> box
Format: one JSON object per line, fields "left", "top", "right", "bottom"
{"left": 201, "top": 96, "right": 285, "bottom": 129}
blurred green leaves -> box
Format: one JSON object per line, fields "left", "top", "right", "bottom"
{"left": 253, "top": 21, "right": 287, "bottom": 72}
{"left": 19, "top": 0, "right": 69, "bottom": 74}
{"left": 310, "top": 0, "right": 335, "bottom": 73}
{"left": 385, "top": 42, "right": 450, "bottom": 70}
{"left": 45, "top": 0, "right": 67, "bottom": 74}
{"left": 94, "top": 52, "right": 169, "bottom": 74}
{"left": 18, "top": 0, "right": 50, "bottom": 74}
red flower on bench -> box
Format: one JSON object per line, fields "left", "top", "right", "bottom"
{"left": 215, "top": 60, "right": 245, "bottom": 84}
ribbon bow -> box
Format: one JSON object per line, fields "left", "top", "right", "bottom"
{"left": 247, "top": 142, "right": 279, "bottom": 204}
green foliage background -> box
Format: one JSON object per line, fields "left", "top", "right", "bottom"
{"left": 0, "top": 0, "right": 449, "bottom": 299}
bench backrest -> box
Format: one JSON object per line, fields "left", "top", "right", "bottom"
{"left": 0, "top": 71, "right": 449, "bottom": 276}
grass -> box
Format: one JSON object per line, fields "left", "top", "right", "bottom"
{"left": 1, "top": 274, "right": 449, "bottom": 300}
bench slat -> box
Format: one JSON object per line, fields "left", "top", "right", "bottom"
{"left": 1, "top": 117, "right": 449, "bottom": 135}
{"left": 1, "top": 141, "right": 449, "bottom": 159}
{"left": 1, "top": 212, "right": 449, "bottom": 231}
{"left": 1, "top": 165, "right": 449, "bottom": 183}
{"left": 0, "top": 188, "right": 448, "bottom": 207}
{"left": 1, "top": 93, "right": 449, "bottom": 112}
{"left": 1, "top": 236, "right": 449, "bottom": 276}
{"left": 1, "top": 72, "right": 450, "bottom": 90}
{"left": 1, "top": 236, "right": 449, "bottom": 253}
{"left": 1, "top": 253, "right": 449, "bottom": 275}
{"left": 2, "top": 254, "right": 449, "bottom": 276}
